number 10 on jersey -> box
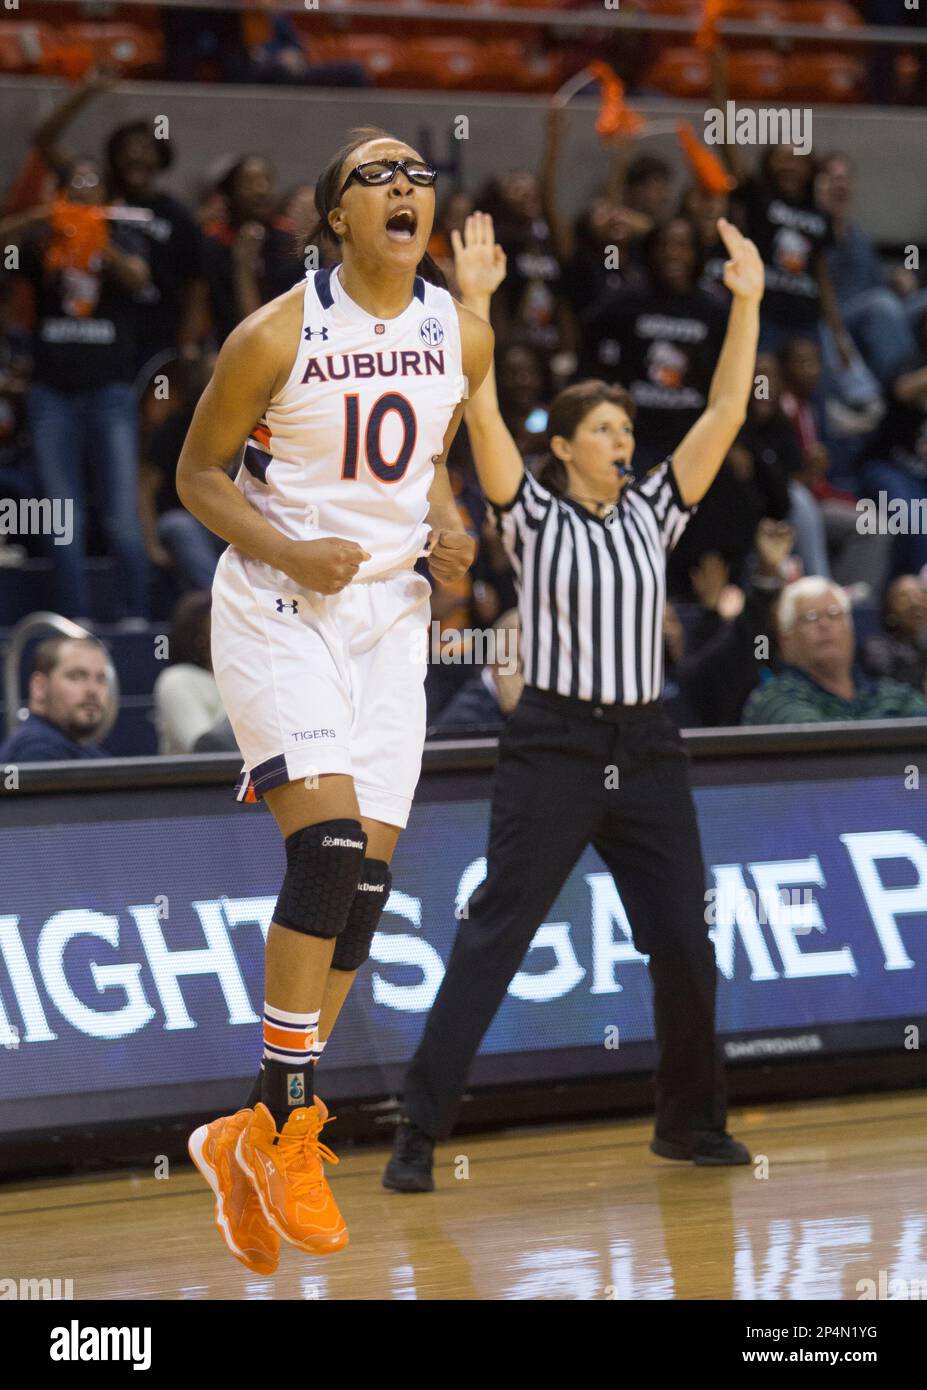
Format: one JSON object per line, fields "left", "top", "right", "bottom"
{"left": 342, "top": 392, "right": 418, "bottom": 484}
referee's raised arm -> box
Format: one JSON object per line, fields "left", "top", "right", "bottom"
{"left": 451, "top": 213, "right": 526, "bottom": 508}
{"left": 672, "top": 218, "right": 764, "bottom": 507}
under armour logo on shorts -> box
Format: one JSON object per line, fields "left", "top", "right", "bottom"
{"left": 276, "top": 598, "right": 299, "bottom": 614}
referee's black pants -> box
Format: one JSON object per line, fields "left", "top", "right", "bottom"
{"left": 403, "top": 687, "right": 727, "bottom": 1142}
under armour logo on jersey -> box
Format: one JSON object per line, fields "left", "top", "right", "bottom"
{"left": 276, "top": 598, "right": 299, "bottom": 613}
{"left": 304, "top": 326, "right": 329, "bottom": 340}
{"left": 419, "top": 317, "right": 444, "bottom": 346}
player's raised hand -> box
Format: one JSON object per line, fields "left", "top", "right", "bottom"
{"left": 718, "top": 218, "right": 764, "bottom": 302}
{"left": 451, "top": 212, "right": 507, "bottom": 301}
{"left": 280, "top": 537, "right": 370, "bottom": 595}
{"left": 427, "top": 529, "right": 477, "bottom": 586}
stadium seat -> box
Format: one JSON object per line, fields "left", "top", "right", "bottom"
{"left": 0, "top": 22, "right": 56, "bottom": 74}
{"left": 726, "top": 48, "right": 787, "bottom": 99}
{"left": 722, "top": 0, "right": 785, "bottom": 19}
{"left": 787, "top": 1, "right": 863, "bottom": 30}
{"left": 636, "top": 0, "right": 702, "bottom": 15}
{"left": 468, "top": 39, "right": 563, "bottom": 92}
{"left": 784, "top": 51, "right": 867, "bottom": 101}
{"left": 393, "top": 37, "right": 486, "bottom": 90}
{"left": 717, "top": 0, "right": 786, "bottom": 32}
{"left": 60, "top": 24, "right": 163, "bottom": 75}
{"left": 306, "top": 33, "right": 405, "bottom": 85}
{"left": 104, "top": 700, "right": 159, "bottom": 759}
{"left": 643, "top": 47, "right": 713, "bottom": 99}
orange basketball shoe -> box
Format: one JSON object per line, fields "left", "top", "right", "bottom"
{"left": 188, "top": 1108, "right": 280, "bottom": 1275}
{"left": 235, "top": 1100, "right": 348, "bottom": 1255}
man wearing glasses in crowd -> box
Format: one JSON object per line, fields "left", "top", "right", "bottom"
{"left": 742, "top": 577, "right": 927, "bottom": 723}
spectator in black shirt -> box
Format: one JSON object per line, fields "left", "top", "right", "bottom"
{"left": 0, "top": 276, "right": 35, "bottom": 565}
{"left": 430, "top": 608, "right": 523, "bottom": 735}
{"left": 579, "top": 217, "right": 727, "bottom": 471}
{"left": 668, "top": 420, "right": 790, "bottom": 596}
{"left": 496, "top": 337, "right": 552, "bottom": 474}
{"left": 734, "top": 149, "right": 838, "bottom": 346}
{"left": 861, "top": 575, "right": 927, "bottom": 694}
{"left": 105, "top": 120, "right": 207, "bottom": 372}
{"left": 860, "top": 308, "right": 927, "bottom": 578}
{"left": 667, "top": 356, "right": 796, "bottom": 598}
{"left": 139, "top": 356, "right": 224, "bottom": 592}
{"left": 201, "top": 155, "right": 304, "bottom": 345}
{"left": 561, "top": 199, "right": 651, "bottom": 318}
{"left": 624, "top": 153, "right": 675, "bottom": 225}
{"left": 735, "top": 349, "right": 828, "bottom": 582}
{"left": 676, "top": 520, "right": 793, "bottom": 726}
{"left": 681, "top": 183, "right": 731, "bottom": 304}
{"left": 540, "top": 103, "right": 650, "bottom": 320}
{"left": 476, "top": 169, "right": 576, "bottom": 385}
{"left": 13, "top": 158, "right": 153, "bottom": 622}
{"left": 731, "top": 148, "right": 873, "bottom": 424}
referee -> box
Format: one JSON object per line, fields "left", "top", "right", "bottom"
{"left": 384, "top": 212, "right": 765, "bottom": 1190}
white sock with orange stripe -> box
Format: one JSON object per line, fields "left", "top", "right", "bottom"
{"left": 261, "top": 1004, "right": 319, "bottom": 1128}
{"left": 263, "top": 1004, "right": 319, "bottom": 1067}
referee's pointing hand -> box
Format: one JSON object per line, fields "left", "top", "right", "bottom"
{"left": 717, "top": 217, "right": 764, "bottom": 302}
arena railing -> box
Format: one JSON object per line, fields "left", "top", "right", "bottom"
{"left": 3, "top": 716, "right": 926, "bottom": 793}
{"left": 35, "top": 0, "right": 927, "bottom": 49}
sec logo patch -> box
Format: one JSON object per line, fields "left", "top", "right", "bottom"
{"left": 419, "top": 317, "right": 444, "bottom": 346}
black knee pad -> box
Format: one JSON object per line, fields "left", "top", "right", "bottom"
{"left": 273, "top": 819, "right": 367, "bottom": 938}
{"left": 331, "top": 858, "right": 392, "bottom": 972}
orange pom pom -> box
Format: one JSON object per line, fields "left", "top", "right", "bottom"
{"left": 588, "top": 60, "right": 646, "bottom": 140}
{"left": 46, "top": 200, "right": 109, "bottom": 274}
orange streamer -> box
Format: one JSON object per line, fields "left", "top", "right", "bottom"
{"left": 677, "top": 122, "right": 736, "bottom": 193}
{"left": 695, "top": 0, "right": 728, "bottom": 53}
{"left": 588, "top": 61, "right": 646, "bottom": 140}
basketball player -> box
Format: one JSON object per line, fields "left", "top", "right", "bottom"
{"left": 178, "top": 128, "right": 493, "bottom": 1272}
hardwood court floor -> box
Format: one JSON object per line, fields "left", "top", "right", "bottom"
{"left": 1, "top": 1092, "right": 924, "bottom": 1300}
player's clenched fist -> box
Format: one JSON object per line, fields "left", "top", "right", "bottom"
{"left": 427, "top": 529, "right": 477, "bottom": 585}
{"left": 279, "top": 537, "right": 370, "bottom": 595}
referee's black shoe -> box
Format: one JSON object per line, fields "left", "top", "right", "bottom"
{"left": 383, "top": 1118, "right": 435, "bottom": 1192}
{"left": 650, "top": 1129, "right": 751, "bottom": 1166}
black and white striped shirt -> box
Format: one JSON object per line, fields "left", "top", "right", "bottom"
{"left": 492, "top": 457, "right": 695, "bottom": 705}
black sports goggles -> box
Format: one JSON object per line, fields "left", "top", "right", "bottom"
{"left": 339, "top": 158, "right": 438, "bottom": 198}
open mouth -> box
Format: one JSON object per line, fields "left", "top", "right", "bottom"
{"left": 385, "top": 207, "right": 418, "bottom": 242}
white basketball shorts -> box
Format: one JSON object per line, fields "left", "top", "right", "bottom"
{"left": 210, "top": 547, "right": 431, "bottom": 829}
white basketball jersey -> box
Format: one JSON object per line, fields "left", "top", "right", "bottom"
{"left": 233, "top": 264, "right": 467, "bottom": 583}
